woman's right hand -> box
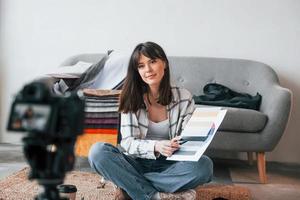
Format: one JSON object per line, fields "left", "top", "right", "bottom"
{"left": 154, "top": 138, "right": 180, "bottom": 157}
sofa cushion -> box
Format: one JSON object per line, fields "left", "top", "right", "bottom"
{"left": 195, "top": 105, "right": 268, "bottom": 133}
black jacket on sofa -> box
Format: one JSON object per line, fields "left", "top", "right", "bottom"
{"left": 193, "top": 83, "right": 262, "bottom": 110}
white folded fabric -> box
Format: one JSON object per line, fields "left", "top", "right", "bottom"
{"left": 89, "top": 51, "right": 129, "bottom": 89}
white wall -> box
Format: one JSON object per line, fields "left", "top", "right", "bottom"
{"left": 1, "top": 0, "right": 300, "bottom": 163}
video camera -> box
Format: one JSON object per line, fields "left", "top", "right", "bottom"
{"left": 7, "top": 81, "right": 85, "bottom": 200}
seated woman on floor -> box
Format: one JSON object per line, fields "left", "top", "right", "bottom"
{"left": 88, "top": 41, "right": 213, "bottom": 200}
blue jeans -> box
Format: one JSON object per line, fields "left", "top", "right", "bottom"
{"left": 88, "top": 142, "right": 213, "bottom": 200}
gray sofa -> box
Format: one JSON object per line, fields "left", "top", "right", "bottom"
{"left": 42, "top": 53, "right": 292, "bottom": 184}
{"left": 168, "top": 56, "right": 292, "bottom": 183}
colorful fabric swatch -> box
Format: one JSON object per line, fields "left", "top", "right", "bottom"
{"left": 75, "top": 89, "right": 120, "bottom": 157}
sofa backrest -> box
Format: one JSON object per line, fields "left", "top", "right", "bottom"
{"left": 168, "top": 56, "right": 279, "bottom": 97}
{"left": 60, "top": 53, "right": 280, "bottom": 103}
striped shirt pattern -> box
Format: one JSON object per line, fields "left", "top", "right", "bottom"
{"left": 120, "top": 86, "right": 195, "bottom": 159}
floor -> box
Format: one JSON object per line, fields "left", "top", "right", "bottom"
{"left": 213, "top": 158, "right": 300, "bottom": 200}
{"left": 1, "top": 143, "right": 300, "bottom": 200}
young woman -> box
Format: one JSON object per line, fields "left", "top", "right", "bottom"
{"left": 88, "top": 42, "right": 213, "bottom": 200}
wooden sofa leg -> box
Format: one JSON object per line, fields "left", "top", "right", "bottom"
{"left": 256, "top": 152, "right": 267, "bottom": 184}
{"left": 247, "top": 152, "right": 254, "bottom": 165}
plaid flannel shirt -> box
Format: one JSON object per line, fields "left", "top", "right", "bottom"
{"left": 120, "top": 86, "right": 195, "bottom": 159}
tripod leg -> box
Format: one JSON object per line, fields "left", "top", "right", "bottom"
{"left": 36, "top": 184, "right": 68, "bottom": 200}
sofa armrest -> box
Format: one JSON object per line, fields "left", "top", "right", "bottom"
{"left": 259, "top": 84, "right": 292, "bottom": 150}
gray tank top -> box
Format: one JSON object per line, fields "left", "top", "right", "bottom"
{"left": 146, "top": 119, "right": 169, "bottom": 140}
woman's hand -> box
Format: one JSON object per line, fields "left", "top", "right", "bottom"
{"left": 154, "top": 136, "right": 181, "bottom": 157}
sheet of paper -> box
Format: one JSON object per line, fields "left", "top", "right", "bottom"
{"left": 167, "top": 108, "right": 227, "bottom": 161}
{"left": 180, "top": 107, "right": 222, "bottom": 137}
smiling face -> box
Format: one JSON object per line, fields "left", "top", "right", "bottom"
{"left": 119, "top": 42, "right": 173, "bottom": 112}
{"left": 137, "top": 54, "right": 166, "bottom": 88}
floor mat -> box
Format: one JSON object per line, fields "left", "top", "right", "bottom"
{"left": 0, "top": 167, "right": 252, "bottom": 200}
{"left": 0, "top": 167, "right": 115, "bottom": 200}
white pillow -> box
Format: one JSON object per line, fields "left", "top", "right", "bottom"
{"left": 89, "top": 51, "right": 129, "bottom": 89}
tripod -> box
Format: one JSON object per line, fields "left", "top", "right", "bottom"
{"left": 23, "top": 134, "right": 76, "bottom": 200}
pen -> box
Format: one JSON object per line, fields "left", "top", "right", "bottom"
{"left": 179, "top": 140, "right": 188, "bottom": 145}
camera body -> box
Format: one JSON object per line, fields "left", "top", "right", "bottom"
{"left": 7, "top": 81, "right": 85, "bottom": 139}
{"left": 7, "top": 81, "right": 86, "bottom": 200}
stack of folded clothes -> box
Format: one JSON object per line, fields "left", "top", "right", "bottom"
{"left": 75, "top": 89, "right": 121, "bottom": 157}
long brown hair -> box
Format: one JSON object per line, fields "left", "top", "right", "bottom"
{"left": 118, "top": 42, "right": 172, "bottom": 113}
